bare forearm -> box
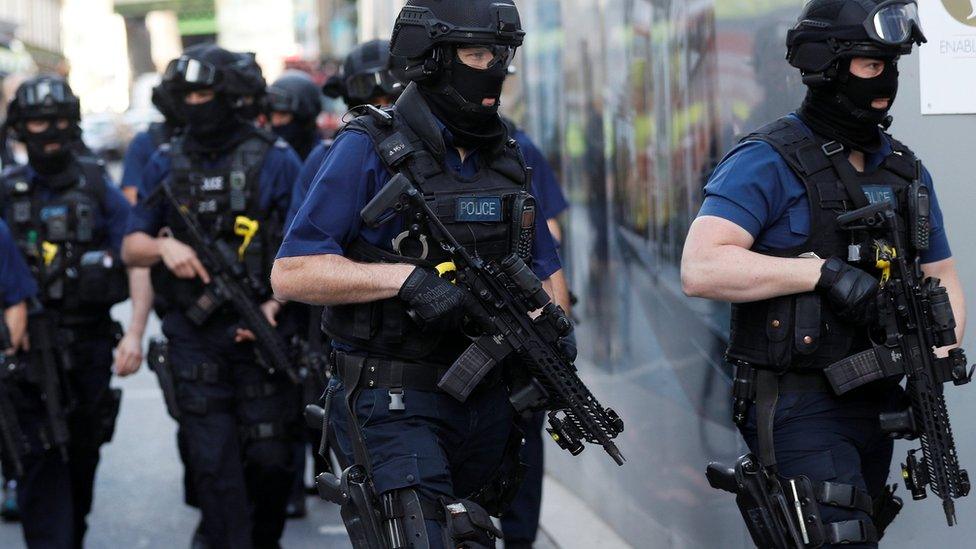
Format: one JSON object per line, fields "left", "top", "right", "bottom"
{"left": 4, "top": 301, "right": 27, "bottom": 348}
{"left": 682, "top": 245, "right": 824, "bottom": 303}
{"left": 923, "top": 259, "right": 966, "bottom": 348}
{"left": 272, "top": 254, "right": 414, "bottom": 306}
{"left": 126, "top": 267, "right": 153, "bottom": 336}
{"left": 122, "top": 233, "right": 162, "bottom": 267}
{"left": 549, "top": 269, "right": 572, "bottom": 314}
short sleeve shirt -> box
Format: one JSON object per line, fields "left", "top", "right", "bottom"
{"left": 512, "top": 129, "right": 569, "bottom": 220}
{"left": 285, "top": 139, "right": 333, "bottom": 229}
{"left": 699, "top": 115, "right": 951, "bottom": 264}
{"left": 121, "top": 130, "right": 158, "bottom": 189}
{"left": 278, "top": 126, "right": 562, "bottom": 282}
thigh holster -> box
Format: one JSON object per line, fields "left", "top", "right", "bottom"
{"left": 707, "top": 454, "right": 879, "bottom": 548}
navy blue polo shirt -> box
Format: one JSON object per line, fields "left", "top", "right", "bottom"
{"left": 0, "top": 219, "right": 37, "bottom": 307}
{"left": 126, "top": 140, "right": 301, "bottom": 237}
{"left": 285, "top": 139, "right": 334, "bottom": 229}
{"left": 278, "top": 127, "right": 562, "bottom": 282}
{"left": 700, "top": 115, "right": 950, "bottom": 264}
{"left": 512, "top": 129, "right": 569, "bottom": 220}
{"left": 120, "top": 130, "right": 157, "bottom": 189}
{"left": 19, "top": 164, "right": 132, "bottom": 256}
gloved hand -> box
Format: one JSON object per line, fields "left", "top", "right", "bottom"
{"left": 557, "top": 329, "right": 578, "bottom": 362}
{"left": 816, "top": 257, "right": 878, "bottom": 325}
{"left": 398, "top": 267, "right": 472, "bottom": 330}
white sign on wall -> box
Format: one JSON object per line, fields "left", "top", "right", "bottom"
{"left": 919, "top": 1, "right": 976, "bottom": 114}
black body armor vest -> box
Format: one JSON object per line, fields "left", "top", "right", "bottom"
{"left": 322, "top": 83, "right": 534, "bottom": 363}
{"left": 0, "top": 158, "right": 127, "bottom": 319}
{"left": 726, "top": 117, "right": 920, "bottom": 371}
{"left": 152, "top": 130, "right": 280, "bottom": 315}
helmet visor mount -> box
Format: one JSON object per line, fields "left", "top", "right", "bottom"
{"left": 455, "top": 44, "right": 515, "bottom": 71}
{"left": 865, "top": 1, "right": 925, "bottom": 46}
{"left": 164, "top": 56, "right": 219, "bottom": 88}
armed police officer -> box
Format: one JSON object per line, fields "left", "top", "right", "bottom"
{"left": 0, "top": 75, "right": 141, "bottom": 548}
{"left": 121, "top": 44, "right": 302, "bottom": 549}
{"left": 272, "top": 1, "right": 569, "bottom": 547}
{"left": 265, "top": 71, "right": 322, "bottom": 163}
{"left": 683, "top": 1, "right": 963, "bottom": 546}
{"left": 284, "top": 39, "right": 404, "bottom": 227}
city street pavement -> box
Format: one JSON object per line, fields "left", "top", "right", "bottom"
{"left": 0, "top": 300, "right": 566, "bottom": 548}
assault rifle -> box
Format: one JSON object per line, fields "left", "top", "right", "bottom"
{"left": 149, "top": 182, "right": 301, "bottom": 384}
{"left": 0, "top": 321, "right": 25, "bottom": 477}
{"left": 25, "top": 309, "right": 71, "bottom": 463}
{"left": 362, "top": 174, "right": 625, "bottom": 465}
{"left": 827, "top": 194, "right": 973, "bottom": 526}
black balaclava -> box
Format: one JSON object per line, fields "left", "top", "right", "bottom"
{"left": 182, "top": 92, "right": 251, "bottom": 153}
{"left": 272, "top": 117, "right": 317, "bottom": 160}
{"left": 419, "top": 47, "right": 508, "bottom": 150}
{"left": 23, "top": 120, "right": 77, "bottom": 175}
{"left": 798, "top": 57, "right": 899, "bottom": 153}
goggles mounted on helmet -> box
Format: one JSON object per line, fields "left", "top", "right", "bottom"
{"left": 163, "top": 56, "right": 219, "bottom": 89}
{"left": 864, "top": 0, "right": 925, "bottom": 46}
{"left": 13, "top": 78, "right": 80, "bottom": 121}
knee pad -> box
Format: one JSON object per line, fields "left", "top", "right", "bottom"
{"left": 440, "top": 498, "right": 502, "bottom": 549}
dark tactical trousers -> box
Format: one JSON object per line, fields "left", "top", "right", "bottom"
{"left": 163, "top": 312, "right": 299, "bottom": 549}
{"left": 739, "top": 383, "right": 903, "bottom": 549}
{"left": 15, "top": 331, "right": 115, "bottom": 549}
{"left": 330, "top": 377, "right": 514, "bottom": 548}
{"left": 501, "top": 410, "right": 545, "bottom": 546}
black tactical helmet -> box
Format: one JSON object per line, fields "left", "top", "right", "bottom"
{"left": 229, "top": 51, "right": 267, "bottom": 99}
{"left": 6, "top": 74, "right": 81, "bottom": 128}
{"left": 162, "top": 44, "right": 265, "bottom": 98}
{"left": 266, "top": 71, "right": 322, "bottom": 120}
{"left": 323, "top": 39, "right": 402, "bottom": 106}
{"left": 787, "top": 0, "right": 925, "bottom": 81}
{"left": 389, "top": 0, "right": 524, "bottom": 81}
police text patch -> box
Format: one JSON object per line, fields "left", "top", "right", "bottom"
{"left": 862, "top": 185, "right": 895, "bottom": 207}
{"left": 456, "top": 197, "right": 503, "bottom": 222}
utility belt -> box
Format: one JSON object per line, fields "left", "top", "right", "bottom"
{"left": 730, "top": 361, "right": 831, "bottom": 427}
{"left": 331, "top": 351, "right": 504, "bottom": 398}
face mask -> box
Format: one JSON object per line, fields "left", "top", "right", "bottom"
{"left": 22, "top": 122, "right": 76, "bottom": 175}
{"left": 418, "top": 56, "right": 509, "bottom": 150}
{"left": 798, "top": 59, "right": 899, "bottom": 153}
{"left": 182, "top": 95, "right": 235, "bottom": 139}
{"left": 272, "top": 118, "right": 317, "bottom": 160}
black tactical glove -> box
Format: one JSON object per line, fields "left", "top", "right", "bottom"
{"left": 816, "top": 257, "right": 878, "bottom": 325}
{"left": 398, "top": 267, "right": 472, "bottom": 330}
{"left": 558, "top": 329, "right": 578, "bottom": 362}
